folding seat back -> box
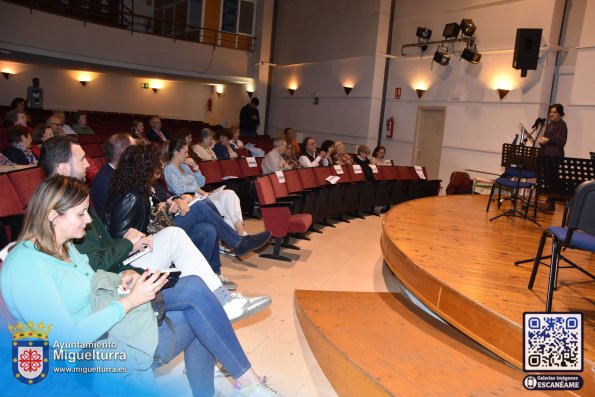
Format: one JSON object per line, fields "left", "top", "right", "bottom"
{"left": 238, "top": 158, "right": 261, "bottom": 178}
{"left": 77, "top": 135, "right": 102, "bottom": 145}
{"left": 85, "top": 155, "right": 101, "bottom": 184}
{"left": 347, "top": 165, "right": 366, "bottom": 182}
{"left": 199, "top": 161, "right": 223, "bottom": 185}
{"left": 268, "top": 173, "right": 290, "bottom": 198}
{"left": 7, "top": 167, "right": 45, "bottom": 208}
{"left": 255, "top": 176, "right": 277, "bottom": 206}
{"left": 284, "top": 169, "right": 305, "bottom": 194}
{"left": 297, "top": 168, "right": 319, "bottom": 189}
{"left": 82, "top": 143, "right": 104, "bottom": 158}
{"left": 217, "top": 159, "right": 242, "bottom": 179}
{"left": 0, "top": 175, "right": 25, "bottom": 215}
{"left": 312, "top": 167, "right": 332, "bottom": 186}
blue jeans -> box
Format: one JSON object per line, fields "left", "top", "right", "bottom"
{"left": 174, "top": 217, "right": 220, "bottom": 275}
{"left": 155, "top": 277, "right": 251, "bottom": 397}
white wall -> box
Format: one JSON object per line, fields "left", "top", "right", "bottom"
{"left": 0, "top": 61, "right": 250, "bottom": 125}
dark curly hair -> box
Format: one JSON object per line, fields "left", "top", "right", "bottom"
{"left": 109, "top": 144, "right": 161, "bottom": 195}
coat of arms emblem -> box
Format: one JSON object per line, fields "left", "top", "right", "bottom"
{"left": 9, "top": 321, "right": 52, "bottom": 385}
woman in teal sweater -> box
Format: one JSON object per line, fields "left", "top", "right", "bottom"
{"left": 0, "top": 176, "right": 283, "bottom": 397}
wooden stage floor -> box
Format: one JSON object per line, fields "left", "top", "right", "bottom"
{"left": 381, "top": 195, "right": 594, "bottom": 395}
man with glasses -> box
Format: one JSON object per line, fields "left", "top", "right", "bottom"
{"left": 47, "top": 115, "right": 66, "bottom": 136}
{"left": 147, "top": 116, "right": 170, "bottom": 142}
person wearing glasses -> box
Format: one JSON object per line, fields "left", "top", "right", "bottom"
{"left": 147, "top": 116, "right": 170, "bottom": 142}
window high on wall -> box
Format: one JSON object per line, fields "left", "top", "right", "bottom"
{"left": 222, "top": 0, "right": 255, "bottom": 35}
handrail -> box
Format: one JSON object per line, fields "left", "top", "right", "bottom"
{"left": 7, "top": 0, "right": 256, "bottom": 52}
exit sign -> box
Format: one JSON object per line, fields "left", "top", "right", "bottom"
{"left": 141, "top": 83, "right": 149, "bottom": 89}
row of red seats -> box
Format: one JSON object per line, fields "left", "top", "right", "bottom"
{"left": 0, "top": 167, "right": 46, "bottom": 246}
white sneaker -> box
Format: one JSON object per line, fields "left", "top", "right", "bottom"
{"left": 232, "top": 377, "right": 284, "bottom": 397}
{"left": 223, "top": 293, "right": 272, "bottom": 323}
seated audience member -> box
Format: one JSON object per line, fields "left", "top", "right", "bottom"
{"left": 371, "top": 145, "right": 391, "bottom": 165}
{"left": 72, "top": 111, "right": 95, "bottom": 135}
{"left": 192, "top": 128, "right": 218, "bottom": 161}
{"left": 353, "top": 144, "right": 375, "bottom": 181}
{"left": 131, "top": 119, "right": 149, "bottom": 143}
{"left": 0, "top": 152, "right": 15, "bottom": 166}
{"left": 0, "top": 175, "right": 284, "bottom": 397}
{"left": 47, "top": 114, "right": 66, "bottom": 136}
{"left": 171, "top": 128, "right": 202, "bottom": 163}
{"left": 214, "top": 128, "right": 240, "bottom": 160}
{"left": 53, "top": 111, "right": 77, "bottom": 135}
{"left": 43, "top": 134, "right": 271, "bottom": 313}
{"left": 2, "top": 125, "right": 38, "bottom": 165}
{"left": 10, "top": 97, "right": 27, "bottom": 112}
{"left": 3, "top": 109, "right": 28, "bottom": 128}
{"left": 30, "top": 122, "right": 54, "bottom": 158}
{"left": 90, "top": 133, "right": 135, "bottom": 216}
{"left": 320, "top": 140, "right": 335, "bottom": 164}
{"left": 163, "top": 139, "right": 249, "bottom": 236}
{"left": 262, "top": 138, "right": 293, "bottom": 175}
{"left": 147, "top": 116, "right": 169, "bottom": 142}
{"left": 333, "top": 140, "right": 353, "bottom": 166}
{"left": 230, "top": 125, "right": 244, "bottom": 149}
{"left": 282, "top": 127, "right": 300, "bottom": 168}
{"left": 299, "top": 137, "right": 328, "bottom": 168}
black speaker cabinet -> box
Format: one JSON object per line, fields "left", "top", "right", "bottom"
{"left": 513, "top": 28, "right": 542, "bottom": 75}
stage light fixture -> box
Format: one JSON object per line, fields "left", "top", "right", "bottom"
{"left": 459, "top": 19, "right": 476, "bottom": 36}
{"left": 433, "top": 48, "right": 450, "bottom": 66}
{"left": 416, "top": 27, "right": 432, "bottom": 40}
{"left": 461, "top": 47, "right": 482, "bottom": 64}
{"left": 442, "top": 23, "right": 460, "bottom": 39}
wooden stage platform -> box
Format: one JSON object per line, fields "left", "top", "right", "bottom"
{"left": 295, "top": 195, "right": 592, "bottom": 396}
{"left": 381, "top": 195, "right": 594, "bottom": 394}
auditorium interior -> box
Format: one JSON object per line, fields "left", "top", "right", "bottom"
{"left": 0, "top": 0, "right": 594, "bottom": 396}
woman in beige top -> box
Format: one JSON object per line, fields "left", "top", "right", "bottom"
{"left": 192, "top": 128, "right": 218, "bottom": 161}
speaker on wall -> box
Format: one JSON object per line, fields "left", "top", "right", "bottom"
{"left": 513, "top": 28, "right": 542, "bottom": 77}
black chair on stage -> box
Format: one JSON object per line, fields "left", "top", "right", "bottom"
{"left": 527, "top": 180, "right": 595, "bottom": 312}
{"left": 486, "top": 144, "right": 540, "bottom": 224}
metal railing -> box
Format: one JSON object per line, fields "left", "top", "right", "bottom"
{"left": 8, "top": 0, "right": 256, "bottom": 52}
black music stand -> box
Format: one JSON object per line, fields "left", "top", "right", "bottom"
{"left": 515, "top": 155, "right": 595, "bottom": 266}
{"left": 489, "top": 144, "right": 540, "bottom": 225}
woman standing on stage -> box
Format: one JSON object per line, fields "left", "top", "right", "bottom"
{"left": 538, "top": 103, "right": 567, "bottom": 157}
{"left": 538, "top": 103, "right": 568, "bottom": 212}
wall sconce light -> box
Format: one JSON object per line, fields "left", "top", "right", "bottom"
{"left": 415, "top": 89, "right": 426, "bottom": 98}
{"left": 343, "top": 86, "right": 353, "bottom": 96}
{"left": 215, "top": 85, "right": 225, "bottom": 98}
{"left": 152, "top": 88, "right": 159, "bottom": 94}
{"left": 246, "top": 90, "right": 253, "bottom": 98}
{"left": 496, "top": 88, "right": 510, "bottom": 100}
{"left": 79, "top": 80, "right": 88, "bottom": 87}
{"left": 288, "top": 88, "right": 295, "bottom": 96}
{"left": 2, "top": 72, "right": 11, "bottom": 80}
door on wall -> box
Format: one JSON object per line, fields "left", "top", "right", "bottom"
{"left": 412, "top": 107, "right": 446, "bottom": 180}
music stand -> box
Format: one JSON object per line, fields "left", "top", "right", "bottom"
{"left": 515, "top": 155, "right": 595, "bottom": 266}
{"left": 489, "top": 144, "right": 540, "bottom": 225}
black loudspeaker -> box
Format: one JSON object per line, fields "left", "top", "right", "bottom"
{"left": 513, "top": 28, "right": 542, "bottom": 76}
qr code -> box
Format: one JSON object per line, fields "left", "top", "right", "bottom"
{"left": 523, "top": 312, "right": 583, "bottom": 372}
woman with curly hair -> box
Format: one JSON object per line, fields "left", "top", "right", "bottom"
{"left": 102, "top": 144, "right": 224, "bottom": 269}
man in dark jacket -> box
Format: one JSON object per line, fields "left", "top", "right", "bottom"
{"left": 239, "top": 97, "right": 260, "bottom": 137}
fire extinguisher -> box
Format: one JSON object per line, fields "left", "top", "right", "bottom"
{"left": 386, "top": 117, "right": 394, "bottom": 138}
{"left": 206, "top": 98, "right": 213, "bottom": 112}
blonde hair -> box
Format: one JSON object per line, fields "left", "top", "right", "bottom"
{"left": 16, "top": 175, "right": 89, "bottom": 259}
